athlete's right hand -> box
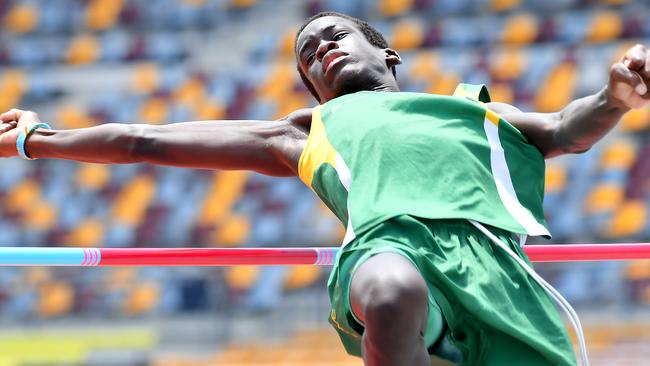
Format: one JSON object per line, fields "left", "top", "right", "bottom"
{"left": 0, "top": 108, "right": 40, "bottom": 158}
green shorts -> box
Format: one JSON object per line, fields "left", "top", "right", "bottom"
{"left": 327, "top": 216, "right": 576, "bottom": 366}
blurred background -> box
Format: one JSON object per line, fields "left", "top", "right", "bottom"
{"left": 0, "top": 0, "right": 649, "bottom": 365}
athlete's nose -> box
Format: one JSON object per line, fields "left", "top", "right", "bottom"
{"left": 316, "top": 40, "right": 338, "bottom": 63}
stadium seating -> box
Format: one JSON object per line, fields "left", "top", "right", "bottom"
{"left": 0, "top": 0, "right": 649, "bottom": 351}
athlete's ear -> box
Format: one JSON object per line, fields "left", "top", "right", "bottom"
{"left": 384, "top": 48, "right": 402, "bottom": 68}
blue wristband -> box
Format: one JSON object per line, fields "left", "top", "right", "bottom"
{"left": 16, "top": 122, "right": 51, "bottom": 160}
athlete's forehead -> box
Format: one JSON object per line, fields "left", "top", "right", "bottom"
{"left": 296, "top": 16, "right": 363, "bottom": 56}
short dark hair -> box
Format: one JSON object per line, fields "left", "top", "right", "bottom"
{"left": 294, "top": 11, "right": 397, "bottom": 102}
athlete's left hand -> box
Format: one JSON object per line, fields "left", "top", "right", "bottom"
{"left": 607, "top": 44, "right": 650, "bottom": 110}
{"left": 0, "top": 108, "right": 40, "bottom": 158}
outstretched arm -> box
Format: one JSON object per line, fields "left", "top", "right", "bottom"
{"left": 0, "top": 108, "right": 312, "bottom": 177}
{"left": 488, "top": 44, "right": 649, "bottom": 158}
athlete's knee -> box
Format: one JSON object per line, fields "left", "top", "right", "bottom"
{"left": 366, "top": 276, "right": 427, "bottom": 318}
{"left": 353, "top": 258, "right": 429, "bottom": 326}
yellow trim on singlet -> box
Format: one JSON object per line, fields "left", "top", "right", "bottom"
{"left": 485, "top": 108, "right": 500, "bottom": 126}
{"left": 298, "top": 105, "right": 338, "bottom": 189}
{"left": 452, "top": 84, "right": 474, "bottom": 99}
{"left": 330, "top": 309, "right": 361, "bottom": 339}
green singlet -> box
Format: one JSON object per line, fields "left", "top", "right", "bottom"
{"left": 298, "top": 85, "right": 576, "bottom": 365}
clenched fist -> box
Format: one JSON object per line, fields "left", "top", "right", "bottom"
{"left": 607, "top": 44, "right": 650, "bottom": 110}
{"left": 0, "top": 108, "right": 42, "bottom": 158}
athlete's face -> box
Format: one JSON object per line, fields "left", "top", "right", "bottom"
{"left": 296, "top": 16, "right": 401, "bottom": 103}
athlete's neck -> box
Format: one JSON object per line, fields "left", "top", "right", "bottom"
{"left": 328, "top": 80, "right": 400, "bottom": 102}
{"left": 370, "top": 81, "right": 400, "bottom": 93}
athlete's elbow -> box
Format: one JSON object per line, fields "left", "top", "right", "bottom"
{"left": 565, "top": 144, "right": 592, "bottom": 155}
{"left": 123, "top": 124, "right": 158, "bottom": 163}
{"left": 555, "top": 137, "right": 593, "bottom": 156}
{"left": 549, "top": 126, "right": 593, "bottom": 157}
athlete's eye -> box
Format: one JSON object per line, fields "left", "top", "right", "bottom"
{"left": 306, "top": 54, "right": 315, "bottom": 64}
{"left": 333, "top": 32, "right": 347, "bottom": 41}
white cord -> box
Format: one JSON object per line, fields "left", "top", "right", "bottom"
{"left": 468, "top": 220, "right": 589, "bottom": 366}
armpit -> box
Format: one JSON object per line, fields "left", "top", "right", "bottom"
{"left": 485, "top": 102, "right": 523, "bottom": 115}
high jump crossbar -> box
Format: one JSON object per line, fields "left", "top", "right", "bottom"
{"left": 1, "top": 244, "right": 650, "bottom": 266}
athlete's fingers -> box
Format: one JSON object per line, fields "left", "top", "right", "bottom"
{"left": 622, "top": 44, "right": 648, "bottom": 72}
{"left": 641, "top": 52, "right": 650, "bottom": 83}
{"left": 627, "top": 45, "right": 650, "bottom": 83}
{"left": 0, "top": 109, "right": 23, "bottom": 123}
{"left": 611, "top": 62, "right": 647, "bottom": 96}
{"left": 0, "top": 121, "right": 17, "bottom": 134}
{"left": 610, "top": 63, "right": 648, "bottom": 109}
{"left": 0, "top": 109, "right": 41, "bottom": 125}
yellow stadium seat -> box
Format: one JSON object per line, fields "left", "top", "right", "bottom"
{"left": 390, "top": 20, "right": 423, "bottom": 52}
{"left": 56, "top": 104, "right": 95, "bottom": 129}
{"left": 585, "top": 184, "right": 623, "bottom": 214}
{"left": 275, "top": 93, "right": 309, "bottom": 119}
{"left": 501, "top": 13, "right": 538, "bottom": 45}
{"left": 195, "top": 99, "right": 226, "bottom": 120}
{"left": 426, "top": 72, "right": 460, "bottom": 96}
{"left": 586, "top": 11, "right": 623, "bottom": 43}
{"left": 25, "top": 268, "right": 52, "bottom": 286}
{"left": 284, "top": 266, "right": 321, "bottom": 290}
{"left": 66, "top": 34, "right": 101, "bottom": 65}
{"left": 490, "top": 0, "right": 521, "bottom": 12}
{"left": 199, "top": 171, "right": 249, "bottom": 225}
{"left": 5, "top": 178, "right": 41, "bottom": 214}
{"left": 0, "top": 86, "right": 21, "bottom": 113}
{"left": 3, "top": 4, "right": 39, "bottom": 33}
{"left": 76, "top": 163, "right": 110, "bottom": 190}
{"left": 132, "top": 63, "right": 161, "bottom": 94}
{"left": 86, "top": 0, "right": 125, "bottom": 31}
{"left": 122, "top": 282, "right": 160, "bottom": 316}
{"left": 408, "top": 52, "right": 439, "bottom": 81}
{"left": 214, "top": 215, "right": 250, "bottom": 246}
{"left": 66, "top": 218, "right": 105, "bottom": 247}
{"left": 0, "top": 69, "right": 27, "bottom": 112}
{"left": 37, "top": 281, "right": 75, "bottom": 318}
{"left": 112, "top": 174, "right": 157, "bottom": 226}
{"left": 139, "top": 97, "right": 169, "bottom": 124}
{"left": 576, "top": 327, "right": 615, "bottom": 352}
{"left": 105, "top": 268, "right": 137, "bottom": 291}
{"left": 488, "top": 83, "right": 514, "bottom": 104}
{"left": 258, "top": 63, "right": 295, "bottom": 102}
{"left": 620, "top": 107, "right": 650, "bottom": 132}
{"left": 600, "top": 141, "right": 636, "bottom": 170}
{"left": 278, "top": 28, "right": 299, "bottom": 59}
{"left": 534, "top": 62, "right": 577, "bottom": 113}
{"left": 606, "top": 200, "right": 646, "bottom": 238}
{"left": 545, "top": 164, "right": 567, "bottom": 194}
{"left": 378, "top": 0, "right": 413, "bottom": 17}
{"left": 25, "top": 202, "right": 57, "bottom": 231}
{"left": 229, "top": 0, "right": 258, "bottom": 9}
{"left": 0, "top": 69, "right": 27, "bottom": 96}
{"left": 225, "top": 266, "right": 259, "bottom": 290}
{"left": 490, "top": 47, "right": 526, "bottom": 80}
{"left": 625, "top": 261, "right": 650, "bottom": 281}
{"left": 173, "top": 78, "right": 206, "bottom": 108}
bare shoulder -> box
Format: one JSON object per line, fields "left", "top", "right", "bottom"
{"left": 273, "top": 108, "right": 313, "bottom": 175}
{"left": 285, "top": 108, "right": 313, "bottom": 128}
{"left": 276, "top": 107, "right": 312, "bottom": 143}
